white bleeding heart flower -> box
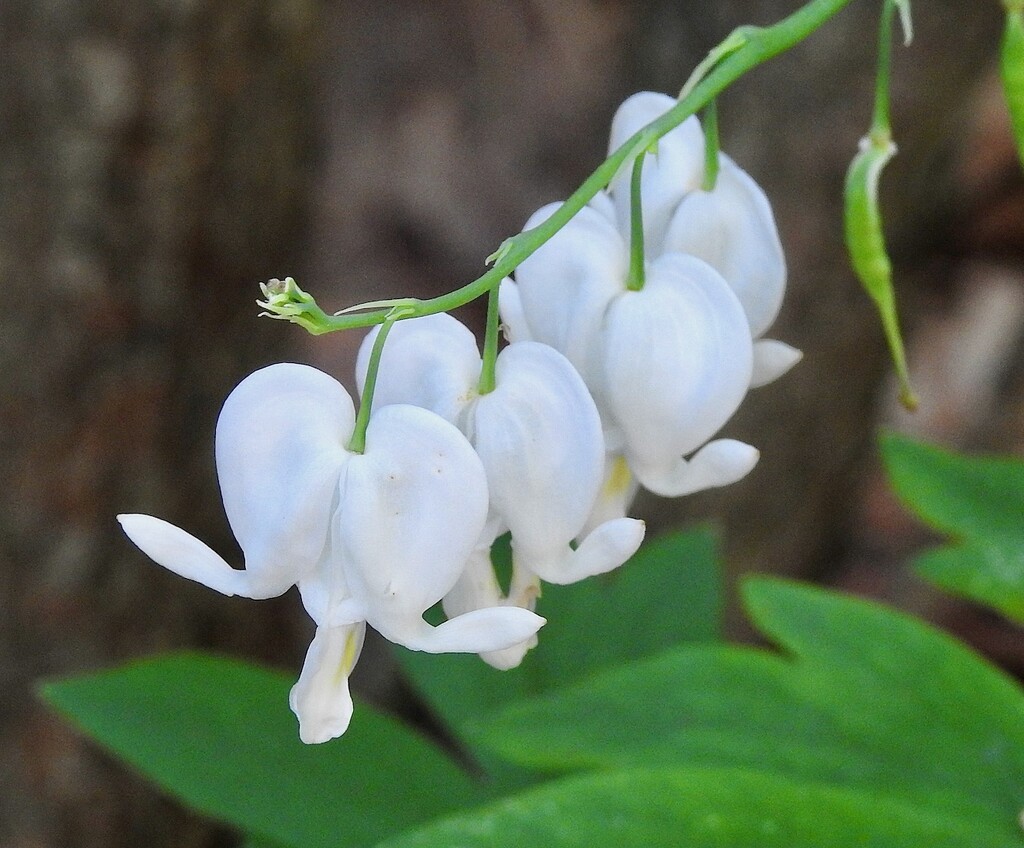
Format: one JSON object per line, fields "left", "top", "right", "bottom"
{"left": 118, "top": 363, "right": 544, "bottom": 743}
{"left": 609, "top": 90, "right": 802, "bottom": 386}
{"left": 504, "top": 90, "right": 800, "bottom": 523}
{"left": 607, "top": 90, "right": 706, "bottom": 256}
{"left": 506, "top": 216, "right": 759, "bottom": 504}
{"left": 357, "top": 313, "right": 645, "bottom": 669}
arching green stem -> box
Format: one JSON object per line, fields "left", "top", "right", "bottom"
{"left": 702, "top": 99, "right": 721, "bottom": 191}
{"left": 478, "top": 281, "right": 501, "bottom": 394}
{"left": 347, "top": 314, "right": 399, "bottom": 454}
{"left": 260, "top": 0, "right": 856, "bottom": 336}
{"left": 871, "top": 0, "right": 896, "bottom": 140}
{"left": 625, "top": 150, "right": 648, "bottom": 292}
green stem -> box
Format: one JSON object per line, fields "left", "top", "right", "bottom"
{"left": 702, "top": 99, "right": 721, "bottom": 191}
{"left": 268, "top": 0, "right": 857, "bottom": 335}
{"left": 347, "top": 316, "right": 397, "bottom": 453}
{"left": 871, "top": 0, "right": 896, "bottom": 139}
{"left": 478, "top": 281, "right": 501, "bottom": 394}
{"left": 625, "top": 150, "right": 647, "bottom": 292}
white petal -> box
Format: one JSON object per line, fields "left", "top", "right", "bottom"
{"left": 215, "top": 364, "right": 352, "bottom": 596}
{"left": 441, "top": 546, "right": 504, "bottom": 620}
{"left": 600, "top": 254, "right": 753, "bottom": 479}
{"left": 387, "top": 606, "right": 546, "bottom": 655}
{"left": 630, "top": 438, "right": 759, "bottom": 497}
{"left": 336, "top": 404, "right": 490, "bottom": 638}
{"left": 471, "top": 342, "right": 605, "bottom": 557}
{"left": 587, "top": 188, "right": 617, "bottom": 224}
{"left": 579, "top": 453, "right": 640, "bottom": 539}
{"left": 442, "top": 545, "right": 541, "bottom": 671}
{"left": 525, "top": 517, "right": 645, "bottom": 586}
{"left": 750, "top": 339, "right": 803, "bottom": 388}
{"left": 498, "top": 278, "right": 533, "bottom": 344}
{"left": 355, "top": 313, "right": 480, "bottom": 424}
{"left": 662, "top": 155, "right": 786, "bottom": 338}
{"left": 117, "top": 514, "right": 253, "bottom": 596}
{"left": 513, "top": 201, "right": 626, "bottom": 412}
{"left": 288, "top": 621, "right": 365, "bottom": 744}
{"left": 607, "top": 92, "right": 705, "bottom": 253}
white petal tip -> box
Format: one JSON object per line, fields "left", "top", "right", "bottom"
{"left": 395, "top": 608, "right": 546, "bottom": 654}
{"left": 117, "top": 513, "right": 246, "bottom": 597}
{"left": 635, "top": 439, "right": 759, "bottom": 497}
{"left": 526, "top": 517, "right": 645, "bottom": 586}
{"left": 750, "top": 340, "right": 802, "bottom": 388}
{"left": 480, "top": 634, "right": 539, "bottom": 670}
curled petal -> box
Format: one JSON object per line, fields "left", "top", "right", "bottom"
{"left": 524, "top": 517, "right": 645, "bottom": 586}
{"left": 443, "top": 547, "right": 542, "bottom": 670}
{"left": 386, "top": 606, "right": 546, "bottom": 655}
{"left": 337, "top": 404, "right": 490, "bottom": 638}
{"left": 116, "top": 514, "right": 256, "bottom": 597}
{"left": 601, "top": 254, "right": 753, "bottom": 476}
{"left": 289, "top": 621, "right": 366, "bottom": 744}
{"left": 630, "top": 438, "right": 760, "bottom": 498}
{"left": 663, "top": 154, "right": 786, "bottom": 338}
{"left": 607, "top": 91, "right": 705, "bottom": 253}
{"left": 751, "top": 339, "right": 803, "bottom": 388}
{"left": 356, "top": 313, "right": 480, "bottom": 424}
{"left": 216, "top": 364, "right": 353, "bottom": 595}
{"left": 512, "top": 201, "right": 626, "bottom": 409}
{"left": 442, "top": 546, "right": 505, "bottom": 621}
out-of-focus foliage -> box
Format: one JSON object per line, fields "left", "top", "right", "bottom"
{"left": 40, "top": 654, "right": 488, "bottom": 848}
{"left": 40, "top": 511, "right": 1024, "bottom": 847}
{"left": 397, "top": 528, "right": 721, "bottom": 731}
{"left": 882, "top": 431, "right": 1024, "bottom": 623}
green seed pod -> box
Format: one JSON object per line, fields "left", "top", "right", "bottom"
{"left": 844, "top": 135, "right": 918, "bottom": 411}
{"left": 1002, "top": 9, "right": 1024, "bottom": 169}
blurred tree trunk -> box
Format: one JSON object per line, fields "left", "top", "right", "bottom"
{"left": 0, "top": 1, "right": 318, "bottom": 845}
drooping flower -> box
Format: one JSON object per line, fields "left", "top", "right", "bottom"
{"left": 357, "top": 313, "right": 645, "bottom": 668}
{"left": 503, "top": 199, "right": 760, "bottom": 497}
{"left": 502, "top": 91, "right": 801, "bottom": 523}
{"left": 611, "top": 91, "right": 802, "bottom": 385}
{"left": 118, "top": 363, "right": 544, "bottom": 742}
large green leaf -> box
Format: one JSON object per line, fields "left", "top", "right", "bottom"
{"left": 467, "top": 579, "right": 1024, "bottom": 839}
{"left": 377, "top": 767, "right": 1021, "bottom": 848}
{"left": 880, "top": 432, "right": 1024, "bottom": 623}
{"left": 397, "top": 527, "right": 721, "bottom": 731}
{"left": 41, "top": 652, "right": 487, "bottom": 848}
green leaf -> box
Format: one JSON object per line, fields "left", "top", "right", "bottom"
{"left": 377, "top": 767, "right": 1022, "bottom": 848}
{"left": 468, "top": 579, "right": 1024, "bottom": 838}
{"left": 40, "top": 652, "right": 487, "bottom": 848}
{"left": 916, "top": 542, "right": 1024, "bottom": 623}
{"left": 880, "top": 431, "right": 1024, "bottom": 622}
{"left": 880, "top": 431, "right": 1024, "bottom": 543}
{"left": 397, "top": 527, "right": 721, "bottom": 730}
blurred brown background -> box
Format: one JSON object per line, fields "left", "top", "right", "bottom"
{"left": 1, "top": 1, "right": 1020, "bottom": 845}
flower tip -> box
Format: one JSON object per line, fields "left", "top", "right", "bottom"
{"left": 296, "top": 713, "right": 353, "bottom": 744}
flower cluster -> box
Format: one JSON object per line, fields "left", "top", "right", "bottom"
{"left": 118, "top": 91, "right": 798, "bottom": 744}
{"left": 503, "top": 91, "right": 801, "bottom": 522}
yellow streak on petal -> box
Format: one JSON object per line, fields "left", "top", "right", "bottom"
{"left": 603, "top": 455, "right": 633, "bottom": 498}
